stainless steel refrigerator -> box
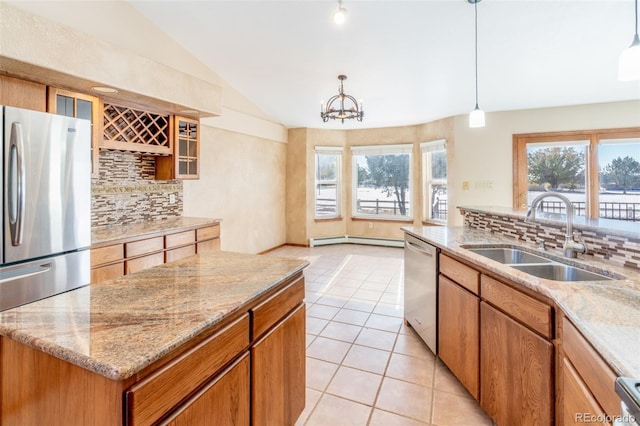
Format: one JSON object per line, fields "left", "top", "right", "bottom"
{"left": 1, "top": 105, "right": 91, "bottom": 311}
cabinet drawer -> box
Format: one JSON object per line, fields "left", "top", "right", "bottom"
{"left": 196, "top": 225, "right": 220, "bottom": 241}
{"left": 91, "top": 244, "right": 124, "bottom": 267}
{"left": 562, "top": 317, "right": 618, "bottom": 418}
{"left": 91, "top": 262, "right": 124, "bottom": 284}
{"left": 439, "top": 254, "right": 479, "bottom": 295}
{"left": 166, "top": 230, "right": 196, "bottom": 249}
{"left": 166, "top": 245, "right": 196, "bottom": 263}
{"left": 481, "top": 275, "right": 552, "bottom": 339}
{"left": 561, "top": 357, "right": 608, "bottom": 426}
{"left": 126, "top": 237, "right": 164, "bottom": 258}
{"left": 252, "top": 275, "right": 305, "bottom": 339}
{"left": 126, "top": 253, "right": 165, "bottom": 274}
{"left": 126, "top": 314, "right": 250, "bottom": 426}
{"left": 197, "top": 238, "right": 220, "bottom": 253}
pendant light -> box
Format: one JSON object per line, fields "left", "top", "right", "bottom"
{"left": 320, "top": 75, "right": 364, "bottom": 123}
{"left": 333, "top": 0, "right": 347, "bottom": 25}
{"left": 619, "top": 0, "right": 640, "bottom": 81}
{"left": 469, "top": 0, "right": 485, "bottom": 128}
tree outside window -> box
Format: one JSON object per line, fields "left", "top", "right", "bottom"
{"left": 352, "top": 145, "right": 412, "bottom": 219}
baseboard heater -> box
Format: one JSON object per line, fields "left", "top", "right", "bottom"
{"left": 309, "top": 235, "right": 404, "bottom": 248}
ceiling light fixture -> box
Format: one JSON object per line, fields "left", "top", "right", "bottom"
{"left": 333, "top": 0, "right": 347, "bottom": 25}
{"left": 91, "top": 86, "right": 118, "bottom": 94}
{"left": 320, "top": 75, "right": 363, "bottom": 124}
{"left": 468, "top": 0, "right": 485, "bottom": 128}
{"left": 619, "top": 0, "right": 640, "bottom": 81}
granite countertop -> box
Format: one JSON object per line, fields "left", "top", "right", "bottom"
{"left": 0, "top": 251, "right": 308, "bottom": 381}
{"left": 403, "top": 225, "right": 640, "bottom": 379}
{"left": 91, "top": 216, "right": 222, "bottom": 247}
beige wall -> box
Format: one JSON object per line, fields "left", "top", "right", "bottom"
{"left": 183, "top": 126, "right": 286, "bottom": 253}
{"left": 450, "top": 100, "right": 640, "bottom": 225}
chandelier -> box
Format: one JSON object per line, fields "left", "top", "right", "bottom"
{"left": 320, "top": 75, "right": 364, "bottom": 123}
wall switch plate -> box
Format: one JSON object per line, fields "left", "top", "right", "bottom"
{"left": 169, "top": 194, "right": 176, "bottom": 204}
{"left": 368, "top": 222, "right": 374, "bottom": 229}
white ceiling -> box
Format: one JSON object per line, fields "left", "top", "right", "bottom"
{"left": 129, "top": 0, "right": 639, "bottom": 130}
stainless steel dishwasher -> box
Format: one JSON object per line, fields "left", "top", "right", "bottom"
{"left": 404, "top": 233, "right": 438, "bottom": 354}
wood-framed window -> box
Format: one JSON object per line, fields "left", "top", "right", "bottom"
{"left": 513, "top": 127, "right": 640, "bottom": 222}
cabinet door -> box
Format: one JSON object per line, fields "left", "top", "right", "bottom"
{"left": 480, "top": 302, "right": 554, "bottom": 426}
{"left": 0, "top": 75, "right": 46, "bottom": 111}
{"left": 561, "top": 358, "right": 608, "bottom": 426}
{"left": 155, "top": 116, "right": 200, "bottom": 180}
{"left": 47, "top": 87, "right": 102, "bottom": 177}
{"left": 252, "top": 304, "right": 305, "bottom": 426}
{"left": 438, "top": 275, "right": 480, "bottom": 399}
{"left": 161, "top": 353, "right": 250, "bottom": 426}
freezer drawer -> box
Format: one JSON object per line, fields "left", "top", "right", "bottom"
{"left": 0, "top": 250, "right": 89, "bottom": 311}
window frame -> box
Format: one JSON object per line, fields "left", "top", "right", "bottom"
{"left": 512, "top": 127, "right": 640, "bottom": 219}
{"left": 351, "top": 144, "right": 413, "bottom": 220}
{"left": 314, "top": 146, "right": 343, "bottom": 220}
{"left": 421, "top": 139, "right": 447, "bottom": 224}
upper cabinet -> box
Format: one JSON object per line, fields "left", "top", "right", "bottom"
{"left": 101, "top": 102, "right": 172, "bottom": 155}
{"left": 156, "top": 116, "right": 200, "bottom": 180}
{"left": 0, "top": 75, "right": 46, "bottom": 112}
{"left": 47, "top": 87, "right": 103, "bottom": 178}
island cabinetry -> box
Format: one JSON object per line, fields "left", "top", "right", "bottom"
{"left": 251, "top": 276, "right": 306, "bottom": 425}
{"left": 0, "top": 75, "right": 46, "bottom": 112}
{"left": 438, "top": 254, "right": 480, "bottom": 400}
{"left": 558, "top": 315, "right": 618, "bottom": 425}
{"left": 126, "top": 314, "right": 250, "bottom": 426}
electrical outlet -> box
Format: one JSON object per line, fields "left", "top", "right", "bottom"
{"left": 368, "top": 222, "right": 374, "bottom": 229}
{"left": 169, "top": 194, "right": 176, "bottom": 204}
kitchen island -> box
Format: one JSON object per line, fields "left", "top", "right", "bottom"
{"left": 0, "top": 250, "right": 308, "bottom": 425}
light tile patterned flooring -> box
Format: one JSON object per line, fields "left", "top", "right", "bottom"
{"left": 266, "top": 244, "right": 493, "bottom": 426}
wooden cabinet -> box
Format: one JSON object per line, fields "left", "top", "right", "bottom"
{"left": 438, "top": 275, "right": 480, "bottom": 399}
{"left": 156, "top": 116, "right": 200, "bottom": 180}
{"left": 47, "top": 87, "right": 103, "bottom": 177}
{"left": 436, "top": 252, "right": 555, "bottom": 426}
{"left": 480, "top": 301, "right": 554, "bottom": 426}
{"left": 252, "top": 299, "right": 305, "bottom": 425}
{"left": 0, "top": 75, "right": 46, "bottom": 112}
{"left": 91, "top": 223, "right": 220, "bottom": 283}
{"left": 559, "top": 316, "right": 618, "bottom": 425}
{"left": 162, "top": 354, "right": 250, "bottom": 426}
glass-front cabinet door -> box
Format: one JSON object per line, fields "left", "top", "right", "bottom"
{"left": 47, "top": 87, "right": 102, "bottom": 178}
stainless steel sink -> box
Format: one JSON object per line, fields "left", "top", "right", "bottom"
{"left": 509, "top": 263, "right": 613, "bottom": 282}
{"left": 467, "top": 248, "right": 552, "bottom": 264}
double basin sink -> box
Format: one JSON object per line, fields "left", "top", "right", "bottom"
{"left": 464, "top": 246, "right": 615, "bottom": 282}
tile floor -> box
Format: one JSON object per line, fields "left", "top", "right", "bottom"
{"left": 265, "top": 244, "right": 493, "bottom": 426}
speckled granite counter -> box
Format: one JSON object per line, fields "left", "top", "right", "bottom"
{"left": 0, "top": 251, "right": 308, "bottom": 380}
{"left": 403, "top": 225, "right": 640, "bottom": 379}
{"left": 91, "top": 216, "right": 221, "bottom": 247}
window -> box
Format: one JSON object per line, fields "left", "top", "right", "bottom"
{"left": 351, "top": 144, "right": 412, "bottom": 219}
{"left": 513, "top": 128, "right": 640, "bottom": 222}
{"left": 421, "top": 140, "right": 447, "bottom": 223}
{"left": 314, "top": 146, "right": 342, "bottom": 219}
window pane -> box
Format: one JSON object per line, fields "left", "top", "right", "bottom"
{"left": 316, "top": 183, "right": 337, "bottom": 217}
{"left": 315, "top": 152, "right": 341, "bottom": 218}
{"left": 76, "top": 99, "right": 92, "bottom": 121}
{"left": 431, "top": 151, "right": 447, "bottom": 180}
{"left": 354, "top": 153, "right": 411, "bottom": 218}
{"left": 430, "top": 183, "right": 447, "bottom": 221}
{"left": 526, "top": 143, "right": 587, "bottom": 216}
{"left": 598, "top": 139, "right": 640, "bottom": 222}
{"left": 317, "top": 154, "right": 337, "bottom": 181}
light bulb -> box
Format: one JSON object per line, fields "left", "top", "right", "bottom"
{"left": 619, "top": 35, "right": 640, "bottom": 81}
{"left": 469, "top": 107, "right": 485, "bottom": 128}
{"left": 333, "top": 6, "right": 346, "bottom": 25}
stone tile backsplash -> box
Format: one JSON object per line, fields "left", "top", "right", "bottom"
{"left": 463, "top": 210, "right": 640, "bottom": 270}
{"left": 91, "top": 151, "right": 182, "bottom": 227}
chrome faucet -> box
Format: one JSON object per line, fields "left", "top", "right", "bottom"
{"left": 525, "top": 192, "right": 587, "bottom": 258}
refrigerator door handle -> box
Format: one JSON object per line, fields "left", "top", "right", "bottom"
{"left": 0, "top": 263, "right": 52, "bottom": 285}
{"left": 8, "top": 121, "right": 26, "bottom": 246}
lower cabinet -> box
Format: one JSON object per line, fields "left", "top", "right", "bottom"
{"left": 161, "top": 354, "right": 250, "bottom": 426}
{"left": 560, "top": 357, "right": 608, "bottom": 426}
{"left": 252, "top": 305, "right": 306, "bottom": 426}
{"left": 480, "top": 302, "right": 554, "bottom": 426}
{"left": 438, "top": 275, "right": 480, "bottom": 399}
